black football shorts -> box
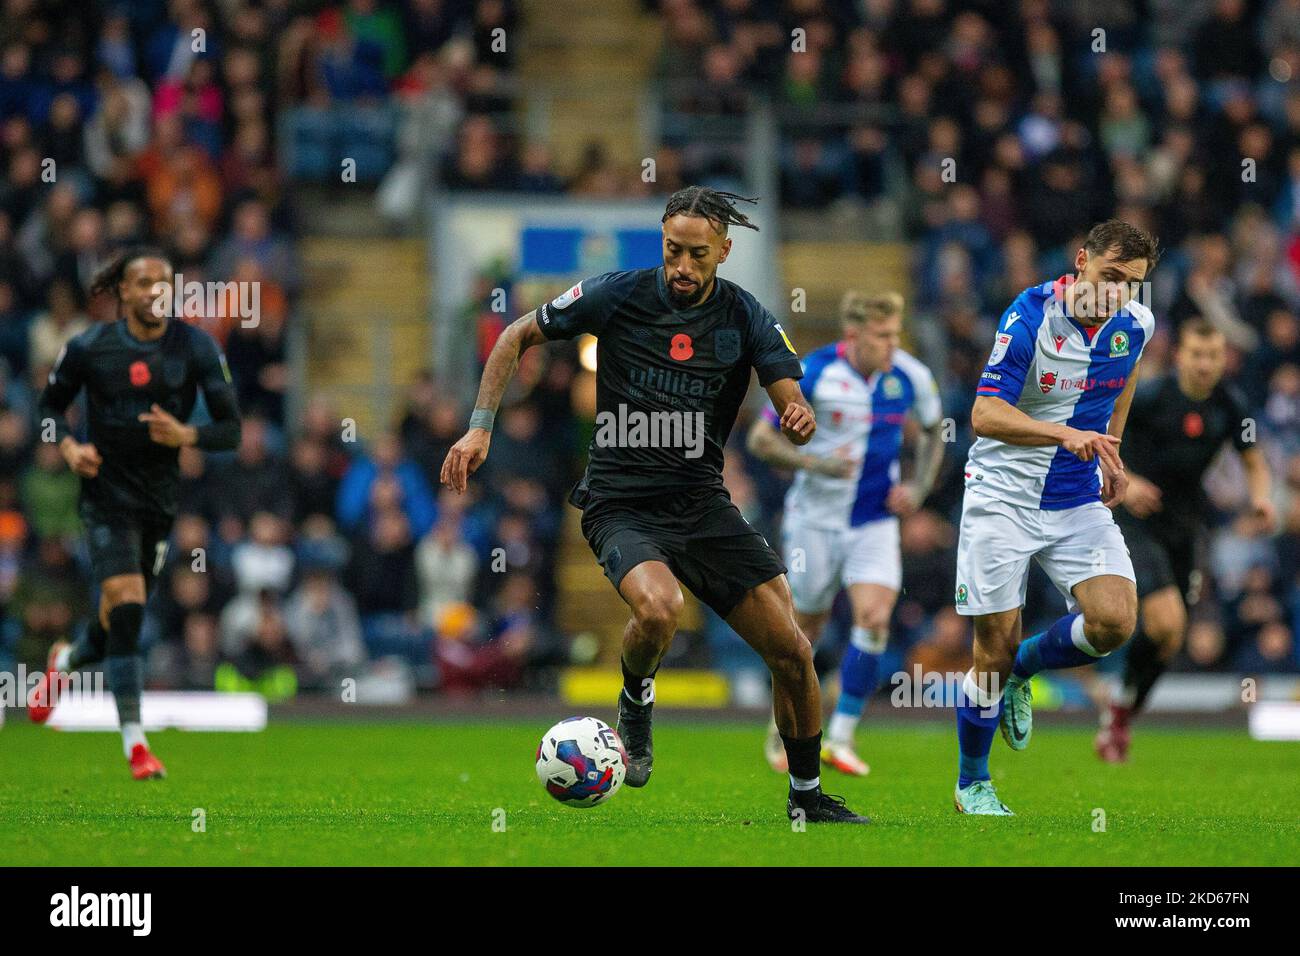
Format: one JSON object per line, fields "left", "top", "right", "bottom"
{"left": 579, "top": 486, "right": 786, "bottom": 618}
{"left": 1117, "top": 511, "right": 1199, "bottom": 604}
{"left": 80, "top": 500, "right": 173, "bottom": 592}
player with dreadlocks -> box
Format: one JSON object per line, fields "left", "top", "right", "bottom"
{"left": 27, "top": 248, "right": 241, "bottom": 779}
{"left": 443, "top": 186, "right": 870, "bottom": 823}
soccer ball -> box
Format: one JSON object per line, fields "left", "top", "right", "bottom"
{"left": 535, "top": 716, "right": 628, "bottom": 807}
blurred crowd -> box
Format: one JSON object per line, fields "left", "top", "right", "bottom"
{"left": 0, "top": 0, "right": 575, "bottom": 698}
{"left": 649, "top": 0, "right": 1300, "bottom": 676}
{"left": 3, "top": 0, "right": 1299, "bottom": 709}
{"left": 2, "top": 0, "right": 294, "bottom": 687}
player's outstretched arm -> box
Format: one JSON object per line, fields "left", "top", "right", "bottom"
{"left": 191, "top": 385, "right": 242, "bottom": 451}
{"left": 1240, "top": 446, "right": 1276, "bottom": 530}
{"left": 1096, "top": 361, "right": 1141, "bottom": 507}
{"left": 764, "top": 377, "right": 815, "bottom": 447}
{"left": 139, "top": 334, "right": 242, "bottom": 450}
{"left": 972, "top": 394, "right": 1069, "bottom": 445}
{"left": 746, "top": 414, "right": 853, "bottom": 477}
{"left": 1106, "top": 360, "right": 1140, "bottom": 443}
{"left": 39, "top": 338, "right": 102, "bottom": 477}
{"left": 441, "top": 311, "right": 548, "bottom": 493}
{"left": 916, "top": 420, "right": 946, "bottom": 491}
{"left": 888, "top": 419, "right": 946, "bottom": 516}
{"left": 193, "top": 339, "right": 242, "bottom": 450}
{"left": 972, "top": 394, "right": 1123, "bottom": 474}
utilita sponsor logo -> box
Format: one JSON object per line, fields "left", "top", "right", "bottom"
{"left": 627, "top": 365, "right": 724, "bottom": 400}
{"left": 49, "top": 886, "right": 151, "bottom": 936}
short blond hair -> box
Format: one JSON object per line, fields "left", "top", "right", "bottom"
{"left": 840, "top": 290, "right": 904, "bottom": 325}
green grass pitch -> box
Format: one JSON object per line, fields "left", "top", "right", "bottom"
{"left": 0, "top": 719, "right": 1295, "bottom": 865}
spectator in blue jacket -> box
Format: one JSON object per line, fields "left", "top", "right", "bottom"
{"left": 336, "top": 431, "right": 437, "bottom": 540}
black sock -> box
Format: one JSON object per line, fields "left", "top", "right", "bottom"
{"left": 1122, "top": 629, "right": 1166, "bottom": 714}
{"left": 106, "top": 655, "right": 143, "bottom": 724}
{"left": 781, "top": 731, "right": 822, "bottom": 788}
{"left": 106, "top": 603, "right": 145, "bottom": 728}
{"left": 67, "top": 618, "right": 108, "bottom": 670}
{"left": 620, "top": 656, "right": 658, "bottom": 707}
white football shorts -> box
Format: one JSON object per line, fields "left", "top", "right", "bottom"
{"left": 954, "top": 488, "right": 1134, "bottom": 616}
{"left": 783, "top": 516, "right": 901, "bottom": 614}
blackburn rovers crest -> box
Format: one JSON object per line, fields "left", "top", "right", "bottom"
{"left": 1109, "top": 330, "right": 1130, "bottom": 358}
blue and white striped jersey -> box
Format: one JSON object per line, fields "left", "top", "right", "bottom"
{"left": 966, "top": 277, "right": 1155, "bottom": 510}
{"left": 768, "top": 341, "right": 942, "bottom": 529}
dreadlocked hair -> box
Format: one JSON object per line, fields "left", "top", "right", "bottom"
{"left": 89, "top": 246, "right": 172, "bottom": 300}
{"left": 662, "top": 186, "right": 760, "bottom": 234}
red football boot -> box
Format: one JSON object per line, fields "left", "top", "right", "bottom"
{"left": 1094, "top": 703, "right": 1131, "bottom": 764}
{"left": 129, "top": 744, "right": 167, "bottom": 780}
{"left": 27, "top": 641, "right": 70, "bottom": 724}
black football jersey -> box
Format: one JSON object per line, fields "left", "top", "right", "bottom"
{"left": 1121, "top": 373, "right": 1251, "bottom": 538}
{"left": 39, "top": 318, "right": 241, "bottom": 517}
{"left": 536, "top": 268, "right": 802, "bottom": 501}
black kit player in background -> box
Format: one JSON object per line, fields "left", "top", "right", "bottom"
{"left": 1096, "top": 318, "right": 1274, "bottom": 762}
{"left": 442, "top": 187, "right": 869, "bottom": 823}
{"left": 28, "top": 249, "right": 242, "bottom": 779}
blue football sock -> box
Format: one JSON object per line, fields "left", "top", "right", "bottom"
{"left": 838, "top": 641, "right": 881, "bottom": 701}
{"left": 956, "top": 673, "right": 1002, "bottom": 788}
{"left": 957, "top": 699, "right": 1001, "bottom": 788}
{"left": 834, "top": 690, "right": 865, "bottom": 718}
{"left": 828, "top": 630, "right": 884, "bottom": 744}
{"left": 1013, "top": 612, "right": 1102, "bottom": 678}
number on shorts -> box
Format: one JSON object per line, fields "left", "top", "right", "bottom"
{"left": 152, "top": 540, "right": 169, "bottom": 577}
